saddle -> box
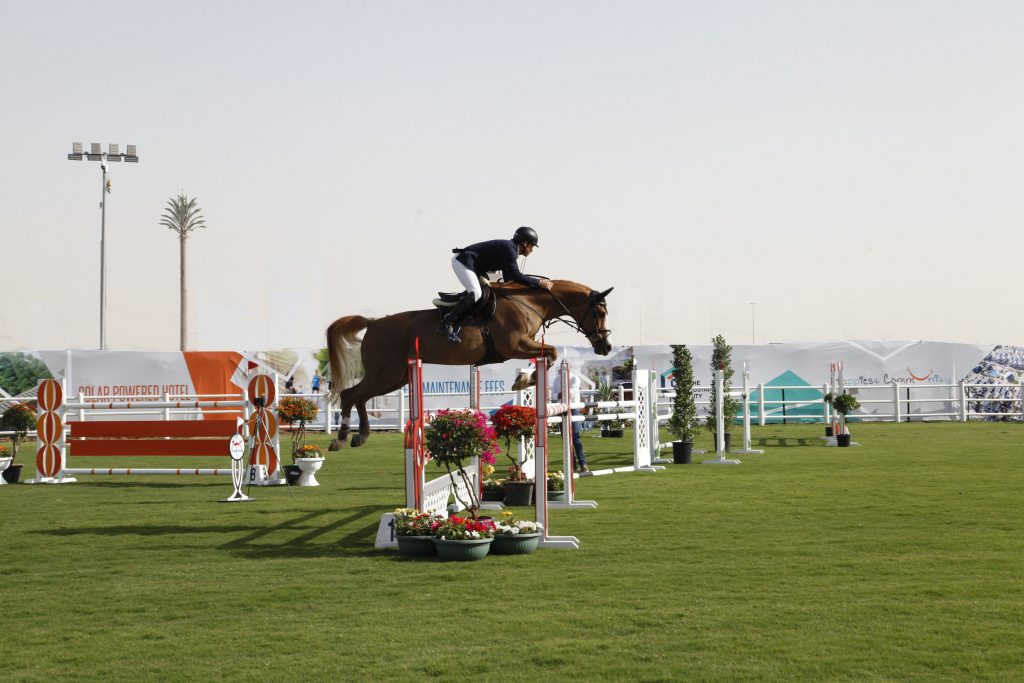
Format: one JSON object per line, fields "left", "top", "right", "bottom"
{"left": 432, "top": 282, "right": 497, "bottom": 326}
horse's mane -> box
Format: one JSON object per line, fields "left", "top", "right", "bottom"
{"left": 491, "top": 279, "right": 585, "bottom": 293}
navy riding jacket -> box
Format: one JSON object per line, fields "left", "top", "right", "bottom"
{"left": 454, "top": 239, "right": 539, "bottom": 287}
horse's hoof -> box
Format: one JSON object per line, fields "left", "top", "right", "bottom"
{"left": 351, "top": 435, "right": 364, "bottom": 447}
{"left": 328, "top": 439, "right": 340, "bottom": 451}
{"left": 512, "top": 370, "right": 535, "bottom": 391}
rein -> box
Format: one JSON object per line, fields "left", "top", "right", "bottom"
{"left": 498, "top": 286, "right": 611, "bottom": 344}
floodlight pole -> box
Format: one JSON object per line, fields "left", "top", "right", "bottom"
{"left": 68, "top": 142, "right": 139, "bottom": 350}
{"left": 750, "top": 302, "right": 756, "bottom": 345}
{"left": 99, "top": 157, "right": 108, "bottom": 351}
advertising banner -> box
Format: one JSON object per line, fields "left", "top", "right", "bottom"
{"left": 2, "top": 340, "right": 1020, "bottom": 426}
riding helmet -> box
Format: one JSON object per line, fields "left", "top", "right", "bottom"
{"left": 512, "top": 226, "right": 539, "bottom": 247}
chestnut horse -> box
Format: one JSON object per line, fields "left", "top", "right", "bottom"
{"left": 326, "top": 280, "right": 614, "bottom": 446}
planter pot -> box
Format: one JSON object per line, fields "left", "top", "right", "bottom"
{"left": 2, "top": 463, "right": 24, "bottom": 484}
{"left": 283, "top": 464, "right": 302, "bottom": 486}
{"left": 481, "top": 488, "right": 505, "bottom": 502}
{"left": 825, "top": 426, "right": 834, "bottom": 437}
{"left": 836, "top": 433, "right": 852, "bottom": 447}
{"left": 294, "top": 457, "right": 324, "bottom": 486}
{"left": 601, "top": 429, "right": 624, "bottom": 438}
{"left": 710, "top": 433, "right": 732, "bottom": 452}
{"left": 547, "top": 489, "right": 566, "bottom": 502}
{"left": 503, "top": 481, "right": 534, "bottom": 507}
{"left": 672, "top": 441, "right": 693, "bottom": 464}
{"left": 491, "top": 532, "right": 542, "bottom": 555}
{"left": 433, "top": 537, "right": 492, "bottom": 561}
{"left": 0, "top": 457, "right": 11, "bottom": 485}
{"left": 396, "top": 535, "right": 437, "bottom": 557}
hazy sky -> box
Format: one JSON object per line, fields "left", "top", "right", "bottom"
{"left": 2, "top": 1, "right": 1021, "bottom": 352}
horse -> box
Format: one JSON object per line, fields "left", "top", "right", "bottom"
{"left": 326, "top": 279, "right": 614, "bottom": 447}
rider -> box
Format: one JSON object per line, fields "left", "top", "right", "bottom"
{"left": 439, "top": 226, "right": 554, "bottom": 343}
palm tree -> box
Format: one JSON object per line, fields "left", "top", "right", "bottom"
{"left": 159, "top": 193, "right": 206, "bottom": 350}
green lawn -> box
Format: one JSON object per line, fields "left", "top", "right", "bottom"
{"left": 1, "top": 422, "right": 1022, "bottom": 682}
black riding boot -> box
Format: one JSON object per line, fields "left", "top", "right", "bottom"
{"left": 438, "top": 292, "right": 476, "bottom": 343}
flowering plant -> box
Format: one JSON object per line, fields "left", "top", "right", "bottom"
{"left": 295, "top": 444, "right": 324, "bottom": 459}
{"left": 393, "top": 508, "right": 444, "bottom": 537}
{"left": 482, "top": 478, "right": 505, "bottom": 491}
{"left": 277, "top": 396, "right": 320, "bottom": 457}
{"left": 490, "top": 404, "right": 536, "bottom": 481}
{"left": 423, "top": 410, "right": 498, "bottom": 516}
{"left": 493, "top": 511, "right": 542, "bottom": 536}
{"left": 546, "top": 470, "right": 565, "bottom": 491}
{"left": 433, "top": 515, "right": 496, "bottom": 540}
{"left": 276, "top": 396, "right": 319, "bottom": 424}
{"left": 0, "top": 445, "right": 10, "bottom": 457}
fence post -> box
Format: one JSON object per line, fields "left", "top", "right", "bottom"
{"left": 758, "top": 383, "right": 766, "bottom": 426}
{"left": 959, "top": 381, "right": 968, "bottom": 422}
{"left": 892, "top": 382, "right": 901, "bottom": 422}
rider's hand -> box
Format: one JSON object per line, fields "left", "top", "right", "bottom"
{"left": 538, "top": 278, "right": 554, "bottom": 290}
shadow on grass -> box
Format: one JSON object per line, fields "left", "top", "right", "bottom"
{"left": 752, "top": 437, "right": 823, "bottom": 447}
{"left": 68, "top": 480, "right": 227, "bottom": 489}
{"left": 32, "top": 508, "right": 386, "bottom": 558}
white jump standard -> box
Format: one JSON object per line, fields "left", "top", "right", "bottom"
{"left": 703, "top": 367, "right": 765, "bottom": 465}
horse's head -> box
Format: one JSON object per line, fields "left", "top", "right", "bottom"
{"left": 584, "top": 287, "right": 614, "bottom": 355}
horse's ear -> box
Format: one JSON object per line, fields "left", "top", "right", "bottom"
{"left": 591, "top": 287, "right": 614, "bottom": 303}
{"left": 600, "top": 287, "right": 614, "bottom": 298}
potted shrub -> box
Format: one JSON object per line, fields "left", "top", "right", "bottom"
{"left": 706, "top": 335, "right": 739, "bottom": 451}
{"left": 594, "top": 380, "right": 625, "bottom": 438}
{"left": 482, "top": 477, "right": 506, "bottom": 501}
{"left": 431, "top": 514, "right": 496, "bottom": 561}
{"left": 667, "top": 344, "right": 700, "bottom": 464}
{"left": 491, "top": 512, "right": 543, "bottom": 555}
{"left": 392, "top": 508, "right": 444, "bottom": 557}
{"left": 1, "top": 402, "right": 35, "bottom": 484}
{"left": 546, "top": 470, "right": 566, "bottom": 502}
{"left": 832, "top": 393, "right": 861, "bottom": 447}
{"left": 490, "top": 404, "right": 537, "bottom": 506}
{"left": 423, "top": 409, "right": 499, "bottom": 517}
{"left": 293, "top": 444, "right": 326, "bottom": 486}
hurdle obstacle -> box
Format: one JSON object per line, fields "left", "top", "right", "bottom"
{"left": 29, "top": 374, "right": 281, "bottom": 484}
{"left": 520, "top": 365, "right": 659, "bottom": 479}
{"left": 703, "top": 365, "right": 764, "bottom": 464}
{"left": 402, "top": 357, "right": 481, "bottom": 515}
{"left": 651, "top": 366, "right": 765, "bottom": 462}
{"left": 533, "top": 359, "right": 581, "bottom": 550}
{"left": 821, "top": 360, "right": 860, "bottom": 447}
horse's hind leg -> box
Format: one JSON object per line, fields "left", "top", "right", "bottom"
{"left": 338, "top": 377, "right": 406, "bottom": 447}
{"left": 351, "top": 399, "right": 370, "bottom": 447}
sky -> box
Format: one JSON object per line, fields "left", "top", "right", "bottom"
{"left": 2, "top": 1, "right": 1022, "bottom": 352}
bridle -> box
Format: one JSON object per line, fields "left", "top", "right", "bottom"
{"left": 501, "top": 286, "right": 611, "bottom": 346}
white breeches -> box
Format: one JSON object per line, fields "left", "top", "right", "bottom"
{"left": 452, "top": 257, "right": 483, "bottom": 302}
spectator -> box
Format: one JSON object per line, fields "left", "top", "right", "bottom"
{"left": 554, "top": 358, "right": 588, "bottom": 473}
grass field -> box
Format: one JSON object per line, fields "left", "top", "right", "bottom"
{"left": 1, "top": 422, "right": 1022, "bottom": 682}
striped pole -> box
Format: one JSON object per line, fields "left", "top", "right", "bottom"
{"left": 534, "top": 359, "right": 580, "bottom": 550}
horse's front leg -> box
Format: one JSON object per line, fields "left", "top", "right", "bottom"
{"left": 507, "top": 338, "right": 558, "bottom": 390}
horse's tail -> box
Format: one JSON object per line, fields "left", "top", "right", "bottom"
{"left": 326, "top": 315, "right": 371, "bottom": 402}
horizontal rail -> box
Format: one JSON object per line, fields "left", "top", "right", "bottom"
{"left": 66, "top": 400, "right": 246, "bottom": 410}
{"left": 68, "top": 440, "right": 234, "bottom": 457}
{"left": 64, "top": 468, "right": 232, "bottom": 475}
{"left": 70, "top": 421, "right": 239, "bottom": 438}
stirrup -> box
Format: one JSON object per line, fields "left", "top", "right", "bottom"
{"left": 438, "top": 322, "right": 462, "bottom": 343}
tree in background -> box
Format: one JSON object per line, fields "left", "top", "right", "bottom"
{"left": 0, "top": 353, "right": 53, "bottom": 396}
{"left": 159, "top": 193, "right": 206, "bottom": 351}
{"left": 666, "top": 345, "right": 700, "bottom": 444}
{"left": 707, "top": 334, "right": 739, "bottom": 432}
